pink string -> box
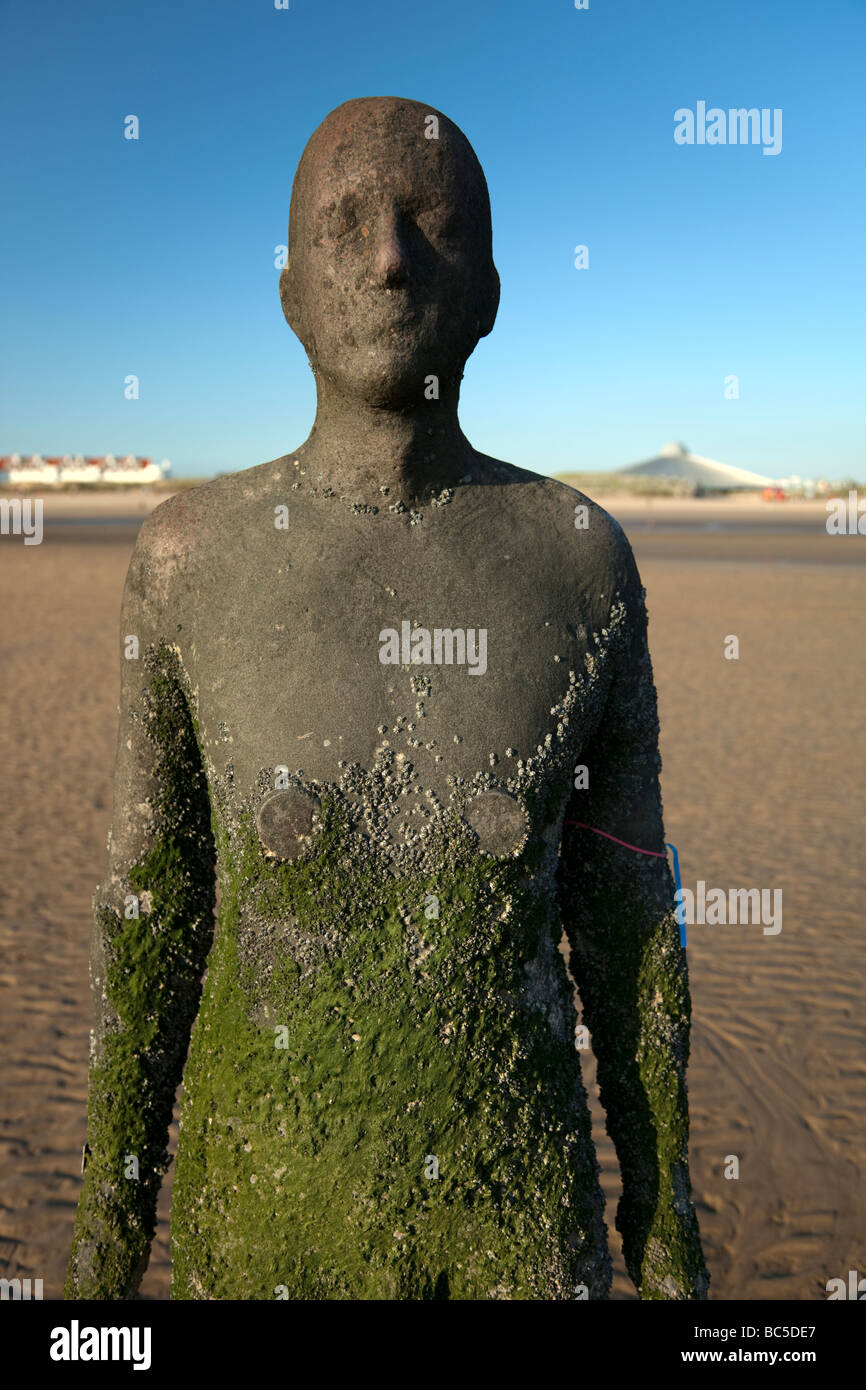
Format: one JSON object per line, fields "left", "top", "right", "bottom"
{"left": 564, "top": 821, "right": 668, "bottom": 858}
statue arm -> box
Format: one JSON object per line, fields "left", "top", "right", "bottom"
{"left": 65, "top": 517, "right": 216, "bottom": 1299}
{"left": 558, "top": 542, "right": 709, "bottom": 1299}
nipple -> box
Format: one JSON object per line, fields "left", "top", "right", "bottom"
{"left": 463, "top": 789, "right": 527, "bottom": 859}
{"left": 256, "top": 787, "right": 321, "bottom": 860}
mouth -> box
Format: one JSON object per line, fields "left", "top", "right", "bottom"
{"left": 381, "top": 294, "right": 420, "bottom": 321}
{"left": 366, "top": 304, "right": 427, "bottom": 341}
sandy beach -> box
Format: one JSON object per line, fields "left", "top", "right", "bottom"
{"left": 1, "top": 487, "right": 864, "bottom": 1300}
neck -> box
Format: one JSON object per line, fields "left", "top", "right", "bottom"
{"left": 296, "top": 374, "right": 476, "bottom": 507}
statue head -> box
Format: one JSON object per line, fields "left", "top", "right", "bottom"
{"left": 279, "top": 96, "right": 500, "bottom": 409}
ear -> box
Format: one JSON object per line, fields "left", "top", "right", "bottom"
{"left": 476, "top": 263, "right": 500, "bottom": 339}
{"left": 279, "top": 264, "right": 303, "bottom": 339}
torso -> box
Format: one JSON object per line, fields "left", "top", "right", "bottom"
{"left": 158, "top": 452, "right": 623, "bottom": 809}
{"left": 145, "top": 453, "right": 628, "bottom": 1299}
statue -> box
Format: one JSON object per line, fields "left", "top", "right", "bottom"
{"left": 65, "top": 96, "right": 708, "bottom": 1300}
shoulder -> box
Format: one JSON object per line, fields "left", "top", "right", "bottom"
{"left": 122, "top": 460, "right": 282, "bottom": 615}
{"left": 134, "top": 456, "right": 289, "bottom": 568}
{"left": 137, "top": 465, "right": 255, "bottom": 548}
{"left": 472, "top": 452, "right": 639, "bottom": 595}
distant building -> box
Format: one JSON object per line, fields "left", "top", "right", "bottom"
{"left": 101, "top": 455, "right": 170, "bottom": 485}
{"left": 0, "top": 454, "right": 171, "bottom": 485}
{"left": 619, "top": 442, "right": 775, "bottom": 492}
{"left": 0, "top": 454, "right": 60, "bottom": 486}
{"left": 59, "top": 456, "right": 104, "bottom": 484}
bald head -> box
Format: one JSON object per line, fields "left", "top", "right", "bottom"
{"left": 279, "top": 97, "right": 500, "bottom": 408}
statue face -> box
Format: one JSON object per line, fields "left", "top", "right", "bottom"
{"left": 281, "top": 99, "right": 499, "bottom": 407}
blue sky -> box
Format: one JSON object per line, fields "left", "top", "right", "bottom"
{"left": 2, "top": 0, "right": 864, "bottom": 480}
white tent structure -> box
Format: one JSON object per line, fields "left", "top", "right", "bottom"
{"left": 619, "top": 442, "right": 775, "bottom": 491}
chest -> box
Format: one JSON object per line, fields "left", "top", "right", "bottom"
{"left": 180, "top": 506, "right": 607, "bottom": 808}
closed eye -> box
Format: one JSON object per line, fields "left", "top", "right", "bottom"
{"left": 418, "top": 210, "right": 463, "bottom": 241}
{"left": 329, "top": 195, "right": 359, "bottom": 237}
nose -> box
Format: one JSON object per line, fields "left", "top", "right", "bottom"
{"left": 372, "top": 206, "right": 410, "bottom": 288}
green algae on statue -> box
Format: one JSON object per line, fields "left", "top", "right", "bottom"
{"left": 66, "top": 95, "right": 708, "bottom": 1300}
